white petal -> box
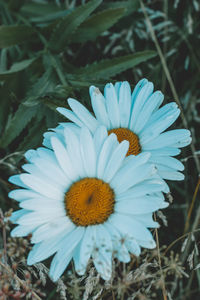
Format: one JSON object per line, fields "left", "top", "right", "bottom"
{"left": 97, "top": 133, "right": 118, "bottom": 179}
{"left": 148, "top": 147, "right": 181, "bottom": 157}
{"left": 93, "top": 126, "right": 108, "bottom": 158}
{"left": 149, "top": 156, "right": 184, "bottom": 171}
{"left": 31, "top": 217, "right": 74, "bottom": 243}
{"left": 140, "top": 103, "right": 180, "bottom": 144}
{"left": 27, "top": 229, "right": 68, "bottom": 265}
{"left": 8, "top": 189, "right": 42, "bottom": 202}
{"left": 131, "top": 78, "right": 148, "bottom": 105}
{"left": 156, "top": 165, "right": 185, "bottom": 181}
{"left": 114, "top": 82, "right": 122, "bottom": 97}
{"left": 110, "top": 213, "right": 154, "bottom": 243}
{"left": 111, "top": 161, "right": 155, "bottom": 194}
{"left": 116, "top": 181, "right": 165, "bottom": 200}
{"left": 118, "top": 81, "right": 132, "bottom": 127}
{"left": 56, "top": 107, "right": 84, "bottom": 127}
{"left": 68, "top": 98, "right": 99, "bottom": 132}
{"left": 134, "top": 91, "right": 164, "bottom": 134}
{"left": 137, "top": 238, "right": 156, "bottom": 249}
{"left": 8, "top": 175, "right": 27, "bottom": 189}
{"left": 24, "top": 149, "right": 38, "bottom": 162}
{"left": 125, "top": 238, "right": 141, "bottom": 256}
{"left": 134, "top": 213, "right": 160, "bottom": 228}
{"left": 73, "top": 226, "right": 95, "bottom": 275}
{"left": 142, "top": 102, "right": 178, "bottom": 129}
{"left": 51, "top": 136, "right": 78, "bottom": 181}
{"left": 17, "top": 211, "right": 64, "bottom": 226}
{"left": 142, "top": 129, "right": 191, "bottom": 150}
{"left": 22, "top": 159, "right": 69, "bottom": 189}
{"left": 63, "top": 127, "right": 84, "bottom": 177}
{"left": 11, "top": 224, "right": 36, "bottom": 237}
{"left": 102, "top": 140, "right": 129, "bottom": 182}
{"left": 115, "top": 196, "right": 167, "bottom": 214}
{"left": 129, "top": 81, "right": 154, "bottom": 131}
{"left": 20, "top": 173, "right": 64, "bottom": 200}
{"left": 9, "top": 209, "right": 29, "bottom": 223}
{"left": 104, "top": 83, "right": 120, "bottom": 128}
{"left": 104, "top": 222, "right": 130, "bottom": 263}
{"left": 90, "top": 86, "right": 110, "bottom": 128}
{"left": 19, "top": 198, "right": 64, "bottom": 210}
{"left": 80, "top": 127, "right": 96, "bottom": 177}
{"left": 92, "top": 225, "right": 112, "bottom": 281}
{"left": 49, "top": 227, "right": 84, "bottom": 281}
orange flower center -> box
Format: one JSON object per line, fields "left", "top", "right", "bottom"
{"left": 108, "top": 128, "right": 141, "bottom": 156}
{"left": 65, "top": 178, "right": 115, "bottom": 226}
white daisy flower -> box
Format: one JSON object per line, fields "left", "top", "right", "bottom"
{"left": 9, "top": 126, "right": 167, "bottom": 282}
{"left": 44, "top": 79, "right": 191, "bottom": 189}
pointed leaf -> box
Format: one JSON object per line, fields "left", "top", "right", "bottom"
{"left": 49, "top": 0, "right": 102, "bottom": 51}
{"left": 0, "top": 104, "right": 38, "bottom": 147}
{"left": 75, "top": 51, "right": 157, "bottom": 79}
{"left": 70, "top": 8, "right": 125, "bottom": 43}
{"left": 0, "top": 25, "right": 35, "bottom": 48}
{"left": 0, "top": 58, "right": 37, "bottom": 79}
{"left": 101, "top": 0, "right": 140, "bottom": 15}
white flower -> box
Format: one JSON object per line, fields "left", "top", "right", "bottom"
{"left": 9, "top": 126, "right": 167, "bottom": 282}
{"left": 45, "top": 79, "right": 191, "bottom": 190}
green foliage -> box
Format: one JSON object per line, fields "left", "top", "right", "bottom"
{"left": 75, "top": 50, "right": 156, "bottom": 79}
{"left": 0, "top": 58, "right": 37, "bottom": 78}
{"left": 0, "top": 25, "right": 35, "bottom": 48}
{"left": 1, "top": 0, "right": 200, "bottom": 299}
{"left": 0, "top": 0, "right": 156, "bottom": 153}
{"left": 70, "top": 7, "right": 126, "bottom": 43}
{"left": 49, "top": 0, "right": 103, "bottom": 51}
{"left": 0, "top": 104, "right": 38, "bottom": 147}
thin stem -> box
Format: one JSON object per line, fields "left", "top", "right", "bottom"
{"left": 140, "top": 0, "right": 200, "bottom": 174}
{"left": 154, "top": 214, "right": 168, "bottom": 300}
{"left": 184, "top": 176, "right": 200, "bottom": 233}
{"left": 0, "top": 261, "right": 42, "bottom": 300}
{"left": 0, "top": 209, "right": 7, "bottom": 264}
{"left": 164, "top": 228, "right": 200, "bottom": 256}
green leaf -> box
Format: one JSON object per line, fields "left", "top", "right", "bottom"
{"left": 0, "top": 25, "right": 35, "bottom": 48}
{"left": 23, "top": 68, "right": 57, "bottom": 107}
{"left": 75, "top": 51, "right": 157, "bottom": 79}
{"left": 70, "top": 8, "right": 125, "bottom": 43}
{"left": 8, "top": 0, "right": 25, "bottom": 11}
{"left": 16, "top": 118, "right": 45, "bottom": 152}
{"left": 0, "top": 104, "right": 38, "bottom": 147}
{"left": 49, "top": 0, "right": 102, "bottom": 52}
{"left": 101, "top": 0, "right": 140, "bottom": 15}
{"left": 0, "top": 58, "right": 37, "bottom": 79}
{"left": 20, "top": 1, "right": 62, "bottom": 17}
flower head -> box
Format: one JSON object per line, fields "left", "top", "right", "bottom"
{"left": 45, "top": 79, "right": 191, "bottom": 189}
{"left": 9, "top": 126, "right": 167, "bottom": 281}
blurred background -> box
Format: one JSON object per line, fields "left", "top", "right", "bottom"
{"left": 0, "top": 0, "right": 200, "bottom": 299}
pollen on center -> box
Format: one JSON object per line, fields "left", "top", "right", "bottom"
{"left": 108, "top": 128, "right": 141, "bottom": 156}
{"left": 65, "top": 178, "right": 115, "bottom": 226}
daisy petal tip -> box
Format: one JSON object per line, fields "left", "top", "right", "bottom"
{"left": 8, "top": 175, "right": 18, "bottom": 184}
{"left": 161, "top": 202, "right": 169, "bottom": 209}
{"left": 27, "top": 257, "right": 34, "bottom": 266}
{"left": 56, "top": 107, "right": 65, "bottom": 115}
{"left": 67, "top": 97, "right": 77, "bottom": 107}
{"left": 89, "top": 85, "right": 96, "bottom": 95}
{"left": 101, "top": 270, "right": 112, "bottom": 281}
{"left": 150, "top": 240, "right": 156, "bottom": 249}
{"left": 10, "top": 228, "right": 17, "bottom": 237}
{"left": 49, "top": 271, "right": 59, "bottom": 282}
{"left": 8, "top": 190, "right": 14, "bottom": 199}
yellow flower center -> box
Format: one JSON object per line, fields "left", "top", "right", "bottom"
{"left": 108, "top": 128, "right": 141, "bottom": 156}
{"left": 65, "top": 178, "right": 115, "bottom": 226}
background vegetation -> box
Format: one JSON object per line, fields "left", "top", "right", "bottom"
{"left": 0, "top": 0, "right": 200, "bottom": 299}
